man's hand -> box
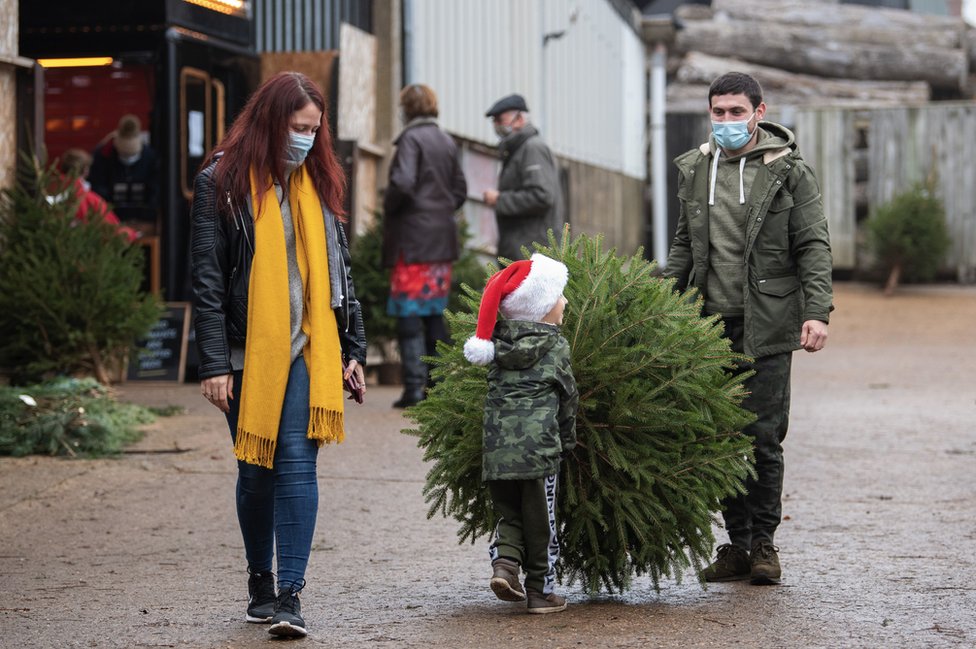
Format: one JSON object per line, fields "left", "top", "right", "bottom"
{"left": 483, "top": 189, "right": 499, "bottom": 207}
{"left": 800, "top": 320, "right": 828, "bottom": 353}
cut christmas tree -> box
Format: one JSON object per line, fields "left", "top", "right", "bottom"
{"left": 405, "top": 230, "right": 756, "bottom": 593}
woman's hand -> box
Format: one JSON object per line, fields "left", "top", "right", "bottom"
{"left": 201, "top": 374, "right": 234, "bottom": 413}
{"left": 343, "top": 359, "right": 366, "bottom": 397}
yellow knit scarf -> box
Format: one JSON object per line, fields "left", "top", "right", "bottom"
{"left": 235, "top": 166, "right": 345, "bottom": 469}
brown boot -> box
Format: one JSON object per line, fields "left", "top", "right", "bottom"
{"left": 490, "top": 558, "right": 526, "bottom": 602}
{"left": 750, "top": 541, "right": 782, "bottom": 585}
{"left": 526, "top": 588, "right": 567, "bottom": 614}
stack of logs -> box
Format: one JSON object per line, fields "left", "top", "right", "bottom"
{"left": 664, "top": 0, "right": 974, "bottom": 111}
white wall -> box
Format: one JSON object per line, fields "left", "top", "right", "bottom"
{"left": 405, "top": 0, "right": 646, "bottom": 179}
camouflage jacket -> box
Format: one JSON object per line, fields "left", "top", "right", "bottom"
{"left": 482, "top": 320, "right": 578, "bottom": 481}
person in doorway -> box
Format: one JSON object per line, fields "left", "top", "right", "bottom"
{"left": 383, "top": 83, "right": 467, "bottom": 408}
{"left": 463, "top": 253, "right": 578, "bottom": 614}
{"left": 665, "top": 72, "right": 832, "bottom": 585}
{"left": 89, "top": 114, "right": 160, "bottom": 225}
{"left": 50, "top": 148, "right": 137, "bottom": 242}
{"left": 190, "top": 71, "right": 366, "bottom": 639}
{"left": 482, "top": 94, "right": 561, "bottom": 262}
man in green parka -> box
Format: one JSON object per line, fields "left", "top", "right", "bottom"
{"left": 665, "top": 72, "right": 833, "bottom": 585}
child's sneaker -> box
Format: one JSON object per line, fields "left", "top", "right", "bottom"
{"left": 526, "top": 588, "right": 567, "bottom": 614}
{"left": 245, "top": 570, "right": 276, "bottom": 623}
{"left": 490, "top": 558, "right": 526, "bottom": 602}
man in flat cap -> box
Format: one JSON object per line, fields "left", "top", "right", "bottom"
{"left": 483, "top": 94, "right": 561, "bottom": 262}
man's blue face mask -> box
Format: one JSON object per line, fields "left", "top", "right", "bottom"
{"left": 711, "top": 112, "right": 755, "bottom": 151}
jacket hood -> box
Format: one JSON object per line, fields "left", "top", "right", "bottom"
{"left": 492, "top": 320, "right": 560, "bottom": 370}
{"left": 703, "top": 121, "right": 795, "bottom": 207}
{"left": 708, "top": 121, "right": 795, "bottom": 161}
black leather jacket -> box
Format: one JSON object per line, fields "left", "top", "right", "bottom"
{"left": 190, "top": 160, "right": 367, "bottom": 380}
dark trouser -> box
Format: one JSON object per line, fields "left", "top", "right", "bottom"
{"left": 487, "top": 475, "right": 560, "bottom": 594}
{"left": 722, "top": 316, "right": 792, "bottom": 551}
{"left": 397, "top": 315, "right": 450, "bottom": 390}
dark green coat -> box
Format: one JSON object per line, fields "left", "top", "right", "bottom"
{"left": 482, "top": 320, "right": 578, "bottom": 481}
{"left": 665, "top": 122, "right": 833, "bottom": 358}
{"left": 494, "top": 126, "right": 561, "bottom": 261}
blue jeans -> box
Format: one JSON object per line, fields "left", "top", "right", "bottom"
{"left": 225, "top": 356, "right": 319, "bottom": 592}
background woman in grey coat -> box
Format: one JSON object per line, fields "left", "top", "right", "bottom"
{"left": 382, "top": 84, "right": 467, "bottom": 408}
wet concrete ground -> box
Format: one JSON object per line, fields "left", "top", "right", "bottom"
{"left": 1, "top": 282, "right": 974, "bottom": 648}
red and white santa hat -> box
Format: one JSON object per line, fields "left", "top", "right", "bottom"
{"left": 463, "top": 253, "right": 569, "bottom": 365}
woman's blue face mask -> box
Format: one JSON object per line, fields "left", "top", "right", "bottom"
{"left": 285, "top": 131, "right": 316, "bottom": 165}
{"left": 711, "top": 113, "right": 755, "bottom": 151}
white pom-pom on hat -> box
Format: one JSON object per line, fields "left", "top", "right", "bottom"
{"left": 463, "top": 253, "right": 569, "bottom": 365}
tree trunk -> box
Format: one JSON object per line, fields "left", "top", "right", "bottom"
{"left": 89, "top": 345, "right": 112, "bottom": 385}
{"left": 675, "top": 52, "right": 930, "bottom": 105}
{"left": 674, "top": 20, "right": 967, "bottom": 91}
{"left": 710, "top": 0, "right": 965, "bottom": 38}
{"left": 884, "top": 263, "right": 902, "bottom": 297}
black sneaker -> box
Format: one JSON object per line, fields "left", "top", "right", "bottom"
{"left": 245, "top": 570, "right": 276, "bottom": 623}
{"left": 269, "top": 587, "right": 307, "bottom": 638}
{"left": 750, "top": 541, "right": 782, "bottom": 585}
{"left": 700, "top": 543, "right": 751, "bottom": 582}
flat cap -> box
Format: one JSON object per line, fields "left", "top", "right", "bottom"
{"left": 485, "top": 93, "right": 529, "bottom": 117}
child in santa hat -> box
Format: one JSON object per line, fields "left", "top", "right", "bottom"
{"left": 463, "top": 253, "right": 579, "bottom": 614}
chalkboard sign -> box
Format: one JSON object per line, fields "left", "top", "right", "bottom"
{"left": 127, "top": 302, "right": 191, "bottom": 382}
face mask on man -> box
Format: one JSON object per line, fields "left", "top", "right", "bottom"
{"left": 711, "top": 113, "right": 755, "bottom": 151}
{"left": 493, "top": 112, "right": 519, "bottom": 139}
{"left": 285, "top": 131, "right": 316, "bottom": 165}
{"left": 494, "top": 123, "right": 514, "bottom": 138}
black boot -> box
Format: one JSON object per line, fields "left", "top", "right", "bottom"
{"left": 393, "top": 331, "right": 427, "bottom": 409}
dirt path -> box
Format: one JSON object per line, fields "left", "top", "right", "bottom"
{"left": 1, "top": 282, "right": 974, "bottom": 648}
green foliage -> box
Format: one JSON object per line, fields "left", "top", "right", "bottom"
{"left": 0, "top": 158, "right": 161, "bottom": 384}
{"left": 349, "top": 211, "right": 492, "bottom": 354}
{"left": 867, "top": 184, "right": 950, "bottom": 283}
{"left": 349, "top": 212, "right": 397, "bottom": 348}
{"left": 405, "top": 230, "right": 756, "bottom": 594}
{"left": 0, "top": 378, "right": 155, "bottom": 457}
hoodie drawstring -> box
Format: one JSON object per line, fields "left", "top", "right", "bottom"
{"left": 738, "top": 157, "right": 746, "bottom": 205}
{"left": 708, "top": 149, "right": 721, "bottom": 206}
{"left": 708, "top": 150, "right": 748, "bottom": 207}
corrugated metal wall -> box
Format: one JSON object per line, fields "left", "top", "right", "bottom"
{"left": 254, "top": 0, "right": 372, "bottom": 52}
{"left": 406, "top": 0, "right": 646, "bottom": 179}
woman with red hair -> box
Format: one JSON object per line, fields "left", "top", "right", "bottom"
{"left": 190, "top": 71, "right": 366, "bottom": 639}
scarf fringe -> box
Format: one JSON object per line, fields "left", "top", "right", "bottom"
{"left": 308, "top": 406, "right": 345, "bottom": 445}
{"left": 234, "top": 427, "right": 277, "bottom": 469}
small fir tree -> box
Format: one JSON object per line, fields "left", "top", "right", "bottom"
{"left": 0, "top": 378, "right": 155, "bottom": 457}
{"left": 0, "top": 158, "right": 160, "bottom": 384}
{"left": 405, "top": 230, "right": 756, "bottom": 593}
{"left": 867, "top": 183, "right": 950, "bottom": 295}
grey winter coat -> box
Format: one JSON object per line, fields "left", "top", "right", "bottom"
{"left": 482, "top": 320, "right": 578, "bottom": 481}
{"left": 494, "top": 125, "right": 561, "bottom": 261}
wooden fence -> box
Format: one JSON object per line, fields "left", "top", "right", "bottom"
{"left": 668, "top": 102, "right": 976, "bottom": 281}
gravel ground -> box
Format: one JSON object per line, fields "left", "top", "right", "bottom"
{"left": 1, "top": 282, "right": 973, "bottom": 649}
